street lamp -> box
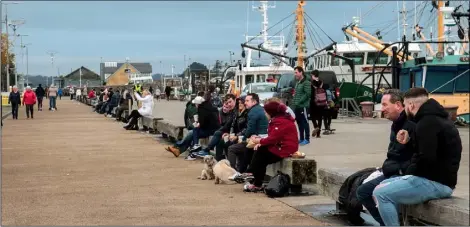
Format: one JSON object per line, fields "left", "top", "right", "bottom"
{"left": 21, "top": 42, "right": 31, "bottom": 87}
{"left": 16, "top": 34, "right": 28, "bottom": 88}
{"left": 47, "top": 50, "right": 57, "bottom": 86}
{"left": 1, "top": 1, "right": 21, "bottom": 91}
{"left": 229, "top": 51, "right": 235, "bottom": 65}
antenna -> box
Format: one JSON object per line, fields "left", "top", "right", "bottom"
{"left": 253, "top": 1, "right": 276, "bottom": 49}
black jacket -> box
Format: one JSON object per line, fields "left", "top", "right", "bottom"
{"left": 406, "top": 98, "right": 462, "bottom": 189}
{"left": 218, "top": 109, "right": 236, "bottom": 132}
{"left": 220, "top": 109, "right": 248, "bottom": 135}
{"left": 8, "top": 91, "right": 21, "bottom": 104}
{"left": 338, "top": 167, "right": 377, "bottom": 225}
{"left": 381, "top": 111, "right": 416, "bottom": 177}
{"left": 197, "top": 101, "right": 220, "bottom": 131}
{"left": 35, "top": 86, "right": 45, "bottom": 97}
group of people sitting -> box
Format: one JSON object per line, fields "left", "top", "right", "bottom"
{"left": 165, "top": 88, "right": 300, "bottom": 192}
{"left": 86, "top": 86, "right": 154, "bottom": 131}
{"left": 353, "top": 87, "right": 462, "bottom": 226}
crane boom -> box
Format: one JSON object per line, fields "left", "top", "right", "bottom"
{"left": 295, "top": 0, "right": 306, "bottom": 68}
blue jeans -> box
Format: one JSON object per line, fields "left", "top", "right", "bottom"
{"left": 49, "top": 96, "right": 57, "bottom": 109}
{"left": 373, "top": 175, "right": 453, "bottom": 226}
{"left": 176, "top": 130, "right": 193, "bottom": 152}
{"left": 294, "top": 107, "right": 310, "bottom": 141}
{"left": 206, "top": 130, "right": 223, "bottom": 151}
{"left": 357, "top": 175, "right": 400, "bottom": 225}
{"left": 192, "top": 127, "right": 215, "bottom": 145}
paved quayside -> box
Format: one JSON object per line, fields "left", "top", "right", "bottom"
{"left": 1, "top": 99, "right": 326, "bottom": 226}
{"left": 151, "top": 100, "right": 470, "bottom": 199}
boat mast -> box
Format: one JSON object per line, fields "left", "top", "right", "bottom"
{"left": 259, "top": 1, "right": 270, "bottom": 49}
{"left": 295, "top": 0, "right": 306, "bottom": 68}
{"left": 437, "top": 0, "right": 445, "bottom": 53}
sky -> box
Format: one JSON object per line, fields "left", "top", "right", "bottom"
{"left": 3, "top": 0, "right": 460, "bottom": 77}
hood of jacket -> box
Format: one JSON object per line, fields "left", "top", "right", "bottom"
{"left": 413, "top": 98, "right": 448, "bottom": 122}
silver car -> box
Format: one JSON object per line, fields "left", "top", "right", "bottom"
{"left": 240, "top": 82, "right": 277, "bottom": 104}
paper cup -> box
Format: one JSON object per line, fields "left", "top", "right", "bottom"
{"left": 238, "top": 136, "right": 244, "bottom": 142}
{"left": 193, "top": 115, "right": 198, "bottom": 122}
{"left": 259, "top": 134, "right": 268, "bottom": 138}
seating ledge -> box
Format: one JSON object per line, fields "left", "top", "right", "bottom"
{"left": 155, "top": 120, "right": 186, "bottom": 140}
{"left": 317, "top": 167, "right": 469, "bottom": 226}
{"left": 266, "top": 158, "right": 317, "bottom": 186}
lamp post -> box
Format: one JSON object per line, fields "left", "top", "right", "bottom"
{"left": 47, "top": 50, "right": 57, "bottom": 86}
{"left": 17, "top": 34, "right": 28, "bottom": 88}
{"left": 21, "top": 43, "right": 31, "bottom": 87}
{"left": 1, "top": 2, "right": 21, "bottom": 91}
{"left": 229, "top": 51, "right": 234, "bottom": 65}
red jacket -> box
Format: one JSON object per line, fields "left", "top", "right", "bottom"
{"left": 88, "top": 91, "right": 95, "bottom": 99}
{"left": 259, "top": 115, "right": 299, "bottom": 158}
{"left": 22, "top": 90, "right": 37, "bottom": 105}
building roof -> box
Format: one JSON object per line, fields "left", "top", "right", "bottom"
{"left": 64, "top": 66, "right": 100, "bottom": 80}
{"left": 101, "top": 62, "right": 152, "bottom": 75}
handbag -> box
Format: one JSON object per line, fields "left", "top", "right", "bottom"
{"left": 264, "top": 171, "right": 291, "bottom": 198}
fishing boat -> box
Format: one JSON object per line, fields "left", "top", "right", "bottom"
{"left": 366, "top": 1, "right": 469, "bottom": 123}
{"left": 228, "top": 1, "right": 294, "bottom": 96}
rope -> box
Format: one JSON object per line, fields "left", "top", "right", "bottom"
{"left": 430, "top": 69, "right": 470, "bottom": 94}
{"left": 304, "top": 13, "right": 336, "bottom": 43}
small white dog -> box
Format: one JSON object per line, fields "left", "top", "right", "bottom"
{"left": 213, "top": 159, "right": 238, "bottom": 184}
{"left": 198, "top": 155, "right": 216, "bottom": 180}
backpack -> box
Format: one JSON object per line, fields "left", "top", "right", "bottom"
{"left": 264, "top": 171, "right": 291, "bottom": 198}
{"left": 315, "top": 87, "right": 328, "bottom": 107}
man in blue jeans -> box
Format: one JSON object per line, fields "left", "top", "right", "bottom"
{"left": 291, "top": 66, "right": 311, "bottom": 145}
{"left": 356, "top": 89, "right": 415, "bottom": 225}
{"left": 373, "top": 88, "right": 462, "bottom": 226}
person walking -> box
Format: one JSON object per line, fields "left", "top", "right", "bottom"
{"left": 69, "top": 87, "right": 75, "bottom": 100}
{"left": 8, "top": 85, "right": 21, "bottom": 119}
{"left": 58, "top": 88, "right": 63, "bottom": 100}
{"left": 48, "top": 84, "right": 58, "bottom": 111}
{"left": 292, "top": 66, "right": 311, "bottom": 145}
{"left": 35, "top": 84, "right": 45, "bottom": 111}
{"left": 22, "top": 86, "right": 37, "bottom": 119}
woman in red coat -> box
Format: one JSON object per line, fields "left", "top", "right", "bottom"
{"left": 22, "top": 86, "right": 37, "bottom": 119}
{"left": 243, "top": 101, "right": 299, "bottom": 192}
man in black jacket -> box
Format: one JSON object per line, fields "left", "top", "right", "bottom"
{"left": 356, "top": 89, "right": 415, "bottom": 225}
{"left": 195, "top": 94, "right": 236, "bottom": 158}
{"left": 373, "top": 87, "right": 462, "bottom": 226}
{"left": 35, "top": 84, "right": 45, "bottom": 111}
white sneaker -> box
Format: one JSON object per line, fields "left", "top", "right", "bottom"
{"left": 228, "top": 172, "right": 241, "bottom": 181}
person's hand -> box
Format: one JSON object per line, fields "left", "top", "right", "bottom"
{"left": 222, "top": 133, "right": 228, "bottom": 138}
{"left": 253, "top": 144, "right": 261, "bottom": 151}
{"left": 229, "top": 135, "right": 238, "bottom": 142}
{"left": 250, "top": 135, "right": 260, "bottom": 140}
{"left": 397, "top": 129, "right": 410, "bottom": 145}
{"left": 252, "top": 137, "right": 261, "bottom": 144}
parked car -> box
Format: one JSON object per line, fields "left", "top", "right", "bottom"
{"left": 240, "top": 82, "right": 277, "bottom": 104}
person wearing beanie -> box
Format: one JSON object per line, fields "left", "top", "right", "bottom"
{"left": 242, "top": 101, "right": 299, "bottom": 192}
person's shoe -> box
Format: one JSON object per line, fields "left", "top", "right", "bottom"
{"left": 311, "top": 128, "right": 320, "bottom": 137}
{"left": 184, "top": 153, "right": 197, "bottom": 161}
{"left": 165, "top": 146, "right": 181, "bottom": 157}
{"left": 189, "top": 144, "right": 202, "bottom": 153}
{"left": 243, "top": 183, "right": 264, "bottom": 192}
{"left": 299, "top": 140, "right": 310, "bottom": 146}
{"left": 196, "top": 149, "right": 210, "bottom": 157}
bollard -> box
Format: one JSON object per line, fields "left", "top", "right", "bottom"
{"left": 360, "top": 101, "right": 374, "bottom": 118}
{"left": 443, "top": 105, "right": 459, "bottom": 122}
